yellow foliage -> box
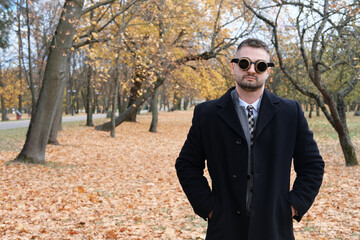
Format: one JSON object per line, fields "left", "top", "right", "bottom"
{"left": 70, "top": 0, "right": 250, "bottom": 104}
{"left": 0, "top": 67, "right": 25, "bottom": 108}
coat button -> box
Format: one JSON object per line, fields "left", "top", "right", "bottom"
{"left": 236, "top": 210, "right": 241, "bottom": 215}
{"left": 236, "top": 139, "right": 242, "bottom": 144}
{"left": 232, "top": 174, "right": 237, "bottom": 181}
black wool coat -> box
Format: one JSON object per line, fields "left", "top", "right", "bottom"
{"left": 175, "top": 87, "right": 324, "bottom": 240}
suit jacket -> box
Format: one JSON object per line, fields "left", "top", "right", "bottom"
{"left": 175, "top": 87, "right": 324, "bottom": 240}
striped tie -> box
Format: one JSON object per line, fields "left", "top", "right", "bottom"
{"left": 247, "top": 105, "right": 255, "bottom": 147}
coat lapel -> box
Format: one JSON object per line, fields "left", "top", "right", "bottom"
{"left": 216, "top": 87, "right": 246, "bottom": 140}
{"left": 255, "top": 89, "right": 280, "bottom": 139}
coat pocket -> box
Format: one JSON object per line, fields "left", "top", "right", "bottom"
{"left": 208, "top": 196, "right": 221, "bottom": 228}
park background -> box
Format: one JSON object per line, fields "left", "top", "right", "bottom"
{"left": 0, "top": 0, "right": 359, "bottom": 239}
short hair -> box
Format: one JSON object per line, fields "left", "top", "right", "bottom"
{"left": 236, "top": 38, "right": 271, "bottom": 55}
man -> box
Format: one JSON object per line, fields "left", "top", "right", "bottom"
{"left": 175, "top": 38, "right": 324, "bottom": 240}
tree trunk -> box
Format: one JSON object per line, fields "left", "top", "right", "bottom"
{"left": 18, "top": 95, "right": 22, "bottom": 114}
{"left": 173, "top": 92, "right": 181, "bottom": 110}
{"left": 336, "top": 97, "right": 349, "bottom": 133}
{"left": 76, "top": 97, "right": 80, "bottom": 114}
{"left": 117, "top": 93, "right": 121, "bottom": 114}
{"left": 1, "top": 95, "right": 7, "bottom": 121}
{"left": 26, "top": 0, "right": 37, "bottom": 114}
{"left": 125, "top": 78, "right": 143, "bottom": 122}
{"left": 333, "top": 96, "right": 357, "bottom": 165}
{"left": 183, "top": 97, "right": 190, "bottom": 110}
{"left": 86, "top": 65, "right": 94, "bottom": 126}
{"left": 308, "top": 103, "right": 313, "bottom": 118}
{"left": 111, "top": 84, "right": 119, "bottom": 137}
{"left": 354, "top": 104, "right": 360, "bottom": 116}
{"left": 17, "top": 0, "right": 24, "bottom": 114}
{"left": 95, "top": 77, "right": 165, "bottom": 131}
{"left": 338, "top": 130, "right": 357, "bottom": 166}
{"left": 111, "top": 50, "right": 120, "bottom": 138}
{"left": 12, "top": 0, "right": 85, "bottom": 164}
{"left": 85, "top": 4, "right": 94, "bottom": 126}
{"left": 65, "top": 89, "right": 70, "bottom": 114}
{"left": 48, "top": 100, "right": 63, "bottom": 145}
{"left": 350, "top": 101, "right": 356, "bottom": 112}
{"left": 48, "top": 59, "right": 69, "bottom": 145}
{"left": 316, "top": 104, "right": 320, "bottom": 117}
{"left": 120, "top": 90, "right": 128, "bottom": 113}
{"left": 149, "top": 87, "right": 159, "bottom": 132}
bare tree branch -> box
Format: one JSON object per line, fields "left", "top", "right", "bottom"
{"left": 81, "top": 0, "right": 115, "bottom": 16}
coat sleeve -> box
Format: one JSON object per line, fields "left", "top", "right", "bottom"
{"left": 289, "top": 101, "right": 325, "bottom": 222}
{"left": 175, "top": 105, "right": 215, "bottom": 220}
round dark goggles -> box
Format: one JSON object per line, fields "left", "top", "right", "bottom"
{"left": 231, "top": 57, "right": 275, "bottom": 73}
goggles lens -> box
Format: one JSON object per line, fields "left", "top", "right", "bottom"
{"left": 238, "top": 58, "right": 250, "bottom": 70}
{"left": 231, "top": 57, "right": 274, "bottom": 73}
{"left": 256, "top": 61, "right": 267, "bottom": 72}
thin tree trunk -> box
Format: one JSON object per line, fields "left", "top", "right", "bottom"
{"left": 183, "top": 97, "right": 190, "bottom": 110}
{"left": 1, "top": 95, "right": 7, "bottom": 121}
{"left": 86, "top": 64, "right": 94, "bottom": 126}
{"left": 26, "top": 0, "right": 37, "bottom": 114}
{"left": 17, "top": 0, "right": 23, "bottom": 114}
{"left": 12, "top": 0, "right": 85, "bottom": 164}
{"left": 65, "top": 89, "right": 70, "bottom": 114}
{"left": 111, "top": 83, "right": 119, "bottom": 137}
{"left": 354, "top": 103, "right": 360, "bottom": 116}
{"left": 316, "top": 104, "right": 320, "bottom": 117}
{"left": 86, "top": 3, "right": 94, "bottom": 126}
{"left": 117, "top": 93, "right": 121, "bottom": 114}
{"left": 149, "top": 87, "right": 159, "bottom": 132}
{"left": 350, "top": 101, "right": 356, "bottom": 112}
{"left": 111, "top": 50, "right": 121, "bottom": 138}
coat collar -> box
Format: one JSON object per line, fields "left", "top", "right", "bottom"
{"left": 216, "top": 87, "right": 245, "bottom": 139}
{"left": 255, "top": 88, "right": 280, "bottom": 138}
{"left": 216, "top": 87, "right": 280, "bottom": 139}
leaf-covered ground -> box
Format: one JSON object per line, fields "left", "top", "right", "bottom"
{"left": 0, "top": 111, "right": 359, "bottom": 239}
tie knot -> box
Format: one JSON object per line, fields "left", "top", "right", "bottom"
{"left": 247, "top": 105, "right": 254, "bottom": 112}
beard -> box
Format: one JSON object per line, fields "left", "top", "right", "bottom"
{"left": 236, "top": 74, "right": 264, "bottom": 92}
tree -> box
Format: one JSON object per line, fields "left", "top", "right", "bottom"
{"left": 12, "top": 0, "right": 86, "bottom": 164}
{"left": 12, "top": 0, "right": 142, "bottom": 164}
{"left": 72, "top": 0, "right": 141, "bottom": 126}
{"left": 243, "top": 0, "right": 359, "bottom": 166}
{"left": 0, "top": 63, "right": 24, "bottom": 121}
{"left": 95, "top": 0, "right": 256, "bottom": 131}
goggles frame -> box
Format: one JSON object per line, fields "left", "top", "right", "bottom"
{"left": 231, "top": 57, "right": 274, "bottom": 73}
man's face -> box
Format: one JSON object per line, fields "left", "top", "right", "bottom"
{"left": 231, "top": 46, "right": 271, "bottom": 92}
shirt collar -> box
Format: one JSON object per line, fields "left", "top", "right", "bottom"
{"left": 238, "top": 96, "right": 262, "bottom": 113}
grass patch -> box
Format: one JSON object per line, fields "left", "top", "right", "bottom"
{"left": 0, "top": 127, "right": 28, "bottom": 152}
{"left": 305, "top": 112, "right": 360, "bottom": 139}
